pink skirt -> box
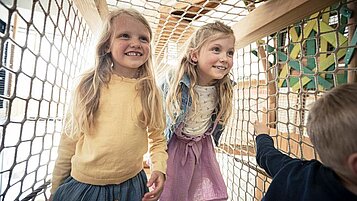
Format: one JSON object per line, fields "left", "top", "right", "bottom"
{"left": 160, "top": 125, "right": 228, "bottom": 201}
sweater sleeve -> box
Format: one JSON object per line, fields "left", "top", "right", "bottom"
{"left": 147, "top": 127, "right": 168, "bottom": 174}
{"left": 255, "top": 134, "right": 294, "bottom": 177}
{"left": 50, "top": 133, "right": 77, "bottom": 194}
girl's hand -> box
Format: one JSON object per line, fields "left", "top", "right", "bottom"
{"left": 142, "top": 171, "right": 165, "bottom": 201}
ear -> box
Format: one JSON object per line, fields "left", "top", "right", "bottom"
{"left": 190, "top": 48, "right": 198, "bottom": 62}
{"left": 347, "top": 153, "right": 357, "bottom": 176}
{"left": 106, "top": 46, "right": 111, "bottom": 53}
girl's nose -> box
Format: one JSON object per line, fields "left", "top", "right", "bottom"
{"left": 130, "top": 39, "right": 141, "bottom": 48}
{"left": 220, "top": 54, "right": 227, "bottom": 62}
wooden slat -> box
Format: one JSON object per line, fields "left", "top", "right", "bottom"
{"left": 73, "top": 0, "right": 109, "bottom": 36}
{"left": 233, "top": 0, "right": 341, "bottom": 49}
{"left": 219, "top": 143, "right": 256, "bottom": 157}
{"left": 219, "top": 129, "right": 318, "bottom": 160}
{"left": 95, "top": 0, "right": 109, "bottom": 21}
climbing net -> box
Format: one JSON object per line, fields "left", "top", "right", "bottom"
{"left": 217, "top": 1, "right": 357, "bottom": 200}
{"left": 0, "top": 0, "right": 92, "bottom": 200}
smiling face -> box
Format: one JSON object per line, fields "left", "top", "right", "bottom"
{"left": 191, "top": 35, "right": 235, "bottom": 86}
{"left": 108, "top": 14, "right": 151, "bottom": 78}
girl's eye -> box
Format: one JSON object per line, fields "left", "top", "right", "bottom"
{"left": 119, "top": 34, "right": 130, "bottom": 39}
{"left": 212, "top": 47, "right": 220, "bottom": 53}
{"left": 227, "top": 50, "right": 234, "bottom": 57}
{"left": 140, "top": 36, "right": 149, "bottom": 43}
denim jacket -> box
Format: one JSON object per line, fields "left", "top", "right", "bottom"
{"left": 161, "top": 73, "right": 224, "bottom": 146}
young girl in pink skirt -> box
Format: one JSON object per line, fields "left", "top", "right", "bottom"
{"left": 160, "top": 21, "right": 235, "bottom": 201}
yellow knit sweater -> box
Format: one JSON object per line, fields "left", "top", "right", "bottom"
{"left": 51, "top": 75, "right": 167, "bottom": 193}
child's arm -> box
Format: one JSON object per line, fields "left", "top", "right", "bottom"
{"left": 147, "top": 128, "right": 168, "bottom": 174}
{"left": 50, "top": 133, "right": 77, "bottom": 194}
{"left": 144, "top": 128, "right": 168, "bottom": 200}
{"left": 254, "top": 121, "right": 295, "bottom": 178}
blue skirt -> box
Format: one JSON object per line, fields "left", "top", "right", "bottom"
{"left": 53, "top": 170, "right": 149, "bottom": 201}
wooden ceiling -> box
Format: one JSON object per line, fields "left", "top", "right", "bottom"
{"left": 73, "top": 0, "right": 342, "bottom": 65}
{"left": 73, "top": 0, "right": 253, "bottom": 64}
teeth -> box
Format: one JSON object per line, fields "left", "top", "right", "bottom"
{"left": 126, "top": 52, "right": 142, "bottom": 56}
{"left": 214, "top": 66, "right": 227, "bottom": 70}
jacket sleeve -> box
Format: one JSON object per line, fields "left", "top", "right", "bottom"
{"left": 211, "top": 111, "right": 224, "bottom": 146}
{"left": 255, "top": 134, "right": 294, "bottom": 178}
{"left": 212, "top": 123, "right": 224, "bottom": 146}
{"left": 50, "top": 133, "right": 77, "bottom": 194}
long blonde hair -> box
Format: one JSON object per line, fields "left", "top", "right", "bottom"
{"left": 64, "top": 8, "right": 164, "bottom": 138}
{"left": 166, "top": 21, "right": 234, "bottom": 126}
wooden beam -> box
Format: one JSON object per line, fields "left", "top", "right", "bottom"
{"left": 218, "top": 129, "right": 318, "bottom": 159}
{"left": 233, "top": 0, "right": 341, "bottom": 49}
{"left": 218, "top": 143, "right": 256, "bottom": 157}
{"left": 73, "top": 0, "right": 109, "bottom": 36}
{"left": 95, "top": 0, "right": 109, "bottom": 21}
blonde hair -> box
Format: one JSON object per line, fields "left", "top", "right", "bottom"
{"left": 64, "top": 8, "right": 164, "bottom": 138}
{"left": 166, "top": 21, "right": 234, "bottom": 126}
{"left": 307, "top": 83, "right": 357, "bottom": 176}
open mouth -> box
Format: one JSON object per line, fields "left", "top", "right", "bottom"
{"left": 125, "top": 52, "right": 143, "bottom": 56}
{"left": 213, "top": 65, "right": 227, "bottom": 70}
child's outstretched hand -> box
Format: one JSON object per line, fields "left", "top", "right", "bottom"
{"left": 142, "top": 171, "right": 165, "bottom": 201}
{"left": 254, "top": 120, "right": 270, "bottom": 135}
{"left": 254, "top": 107, "right": 269, "bottom": 135}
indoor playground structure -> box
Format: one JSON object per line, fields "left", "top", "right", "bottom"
{"left": 0, "top": 0, "right": 356, "bottom": 200}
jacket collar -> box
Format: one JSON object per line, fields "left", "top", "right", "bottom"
{"left": 179, "top": 73, "right": 190, "bottom": 88}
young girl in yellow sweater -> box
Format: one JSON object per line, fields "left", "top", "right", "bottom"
{"left": 49, "top": 8, "right": 167, "bottom": 201}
